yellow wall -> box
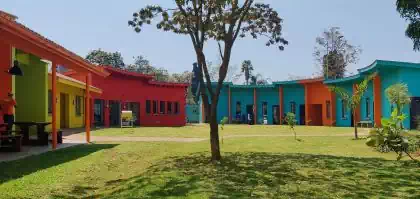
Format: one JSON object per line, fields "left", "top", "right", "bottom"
{"left": 47, "top": 76, "right": 87, "bottom": 130}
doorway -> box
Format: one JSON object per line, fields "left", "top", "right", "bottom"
{"left": 410, "top": 97, "right": 420, "bottom": 129}
{"left": 272, "top": 105, "right": 280, "bottom": 125}
{"left": 299, "top": 104, "right": 305, "bottom": 125}
{"left": 94, "top": 99, "right": 104, "bottom": 126}
{"left": 60, "top": 93, "right": 69, "bottom": 128}
{"left": 310, "top": 104, "right": 323, "bottom": 126}
{"left": 109, "top": 100, "right": 121, "bottom": 126}
{"left": 246, "top": 104, "right": 254, "bottom": 124}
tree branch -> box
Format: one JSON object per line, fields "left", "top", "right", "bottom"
{"left": 233, "top": 0, "right": 253, "bottom": 43}
{"left": 218, "top": 42, "right": 224, "bottom": 60}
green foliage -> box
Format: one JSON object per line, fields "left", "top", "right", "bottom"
{"left": 220, "top": 117, "right": 228, "bottom": 130}
{"left": 366, "top": 109, "right": 419, "bottom": 161}
{"left": 241, "top": 60, "right": 253, "bottom": 85}
{"left": 285, "top": 112, "right": 300, "bottom": 141}
{"left": 385, "top": 83, "right": 411, "bottom": 116}
{"left": 85, "top": 49, "right": 125, "bottom": 68}
{"left": 396, "top": 0, "right": 420, "bottom": 51}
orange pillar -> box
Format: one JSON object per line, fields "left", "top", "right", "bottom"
{"left": 51, "top": 62, "right": 57, "bottom": 150}
{"left": 279, "top": 86, "right": 284, "bottom": 124}
{"left": 304, "top": 84, "right": 309, "bottom": 125}
{"left": 253, "top": 88, "right": 257, "bottom": 124}
{"left": 353, "top": 84, "right": 361, "bottom": 124}
{"left": 228, "top": 87, "right": 231, "bottom": 124}
{"left": 373, "top": 75, "right": 382, "bottom": 127}
{"left": 201, "top": 100, "right": 205, "bottom": 123}
{"left": 330, "top": 91, "right": 336, "bottom": 126}
{"left": 85, "top": 73, "right": 91, "bottom": 143}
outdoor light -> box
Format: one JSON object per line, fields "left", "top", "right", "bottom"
{"left": 7, "top": 60, "right": 23, "bottom": 76}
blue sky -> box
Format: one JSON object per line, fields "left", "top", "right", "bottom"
{"left": 1, "top": 0, "right": 418, "bottom": 81}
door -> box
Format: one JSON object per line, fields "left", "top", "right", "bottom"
{"left": 94, "top": 99, "right": 104, "bottom": 126}
{"left": 410, "top": 97, "right": 420, "bottom": 129}
{"left": 246, "top": 104, "right": 253, "bottom": 124}
{"left": 109, "top": 100, "right": 121, "bottom": 126}
{"left": 60, "top": 93, "right": 68, "bottom": 128}
{"left": 272, "top": 105, "right": 280, "bottom": 125}
{"left": 127, "top": 102, "right": 140, "bottom": 126}
{"left": 299, "top": 105, "right": 305, "bottom": 125}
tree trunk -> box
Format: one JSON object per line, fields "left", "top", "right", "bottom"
{"left": 209, "top": 103, "right": 221, "bottom": 161}
{"left": 353, "top": 111, "right": 358, "bottom": 139}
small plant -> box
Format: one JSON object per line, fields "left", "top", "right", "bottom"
{"left": 366, "top": 109, "right": 419, "bottom": 161}
{"left": 285, "top": 112, "right": 301, "bottom": 141}
{"left": 220, "top": 117, "right": 229, "bottom": 144}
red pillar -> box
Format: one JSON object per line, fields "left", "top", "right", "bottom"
{"left": 253, "top": 88, "right": 257, "bottom": 124}
{"left": 51, "top": 62, "right": 57, "bottom": 149}
{"left": 228, "top": 87, "right": 231, "bottom": 124}
{"left": 330, "top": 91, "right": 336, "bottom": 126}
{"left": 85, "top": 73, "right": 91, "bottom": 143}
{"left": 304, "top": 84, "right": 309, "bottom": 125}
{"left": 104, "top": 100, "right": 110, "bottom": 127}
{"left": 279, "top": 86, "right": 284, "bottom": 124}
{"left": 373, "top": 75, "right": 382, "bottom": 127}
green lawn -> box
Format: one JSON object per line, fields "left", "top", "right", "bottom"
{"left": 88, "top": 124, "right": 372, "bottom": 138}
{"left": 0, "top": 127, "right": 419, "bottom": 198}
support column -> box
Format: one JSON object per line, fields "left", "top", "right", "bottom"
{"left": 51, "top": 62, "right": 57, "bottom": 150}
{"left": 228, "top": 87, "right": 231, "bottom": 124}
{"left": 330, "top": 91, "right": 336, "bottom": 126}
{"left": 85, "top": 73, "right": 91, "bottom": 143}
{"left": 104, "top": 100, "right": 110, "bottom": 127}
{"left": 353, "top": 84, "right": 361, "bottom": 124}
{"left": 253, "top": 88, "right": 257, "bottom": 124}
{"left": 304, "top": 84, "right": 309, "bottom": 125}
{"left": 279, "top": 86, "right": 284, "bottom": 124}
{"left": 201, "top": 101, "right": 205, "bottom": 123}
{"left": 373, "top": 75, "right": 382, "bottom": 127}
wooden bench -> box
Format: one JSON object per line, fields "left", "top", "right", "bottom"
{"left": 358, "top": 121, "right": 373, "bottom": 128}
{"left": 0, "top": 131, "right": 23, "bottom": 152}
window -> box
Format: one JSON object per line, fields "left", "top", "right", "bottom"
{"left": 167, "top": 102, "right": 173, "bottom": 114}
{"left": 174, "top": 102, "right": 179, "bottom": 114}
{"left": 290, "top": 102, "right": 296, "bottom": 114}
{"left": 75, "top": 96, "right": 83, "bottom": 116}
{"left": 48, "top": 90, "right": 52, "bottom": 114}
{"left": 366, "top": 98, "right": 371, "bottom": 118}
{"left": 152, "top": 100, "right": 158, "bottom": 114}
{"left": 146, "top": 100, "right": 151, "bottom": 114}
{"left": 341, "top": 99, "right": 347, "bottom": 119}
{"left": 326, "top": 100, "right": 331, "bottom": 119}
{"left": 236, "top": 102, "right": 241, "bottom": 114}
{"left": 160, "top": 101, "right": 166, "bottom": 114}
{"left": 262, "top": 102, "right": 268, "bottom": 116}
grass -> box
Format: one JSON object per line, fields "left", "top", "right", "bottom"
{"left": 0, "top": 127, "right": 419, "bottom": 199}
{"left": 88, "top": 124, "right": 373, "bottom": 138}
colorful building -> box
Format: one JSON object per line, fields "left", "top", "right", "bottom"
{"left": 66, "top": 66, "right": 189, "bottom": 127}
{"left": 200, "top": 60, "right": 420, "bottom": 129}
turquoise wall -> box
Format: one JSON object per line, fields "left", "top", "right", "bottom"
{"left": 231, "top": 87, "right": 254, "bottom": 123}
{"left": 283, "top": 84, "right": 305, "bottom": 125}
{"left": 396, "top": 67, "right": 420, "bottom": 128}
{"left": 186, "top": 104, "right": 200, "bottom": 123}
{"left": 256, "top": 87, "right": 279, "bottom": 124}
{"left": 359, "top": 81, "right": 374, "bottom": 123}
{"left": 334, "top": 82, "right": 353, "bottom": 127}
{"left": 15, "top": 50, "right": 48, "bottom": 123}
{"left": 380, "top": 68, "right": 400, "bottom": 123}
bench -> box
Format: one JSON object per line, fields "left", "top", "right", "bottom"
{"left": 0, "top": 131, "right": 23, "bottom": 152}
{"left": 358, "top": 121, "right": 373, "bottom": 128}
{"left": 46, "top": 130, "right": 63, "bottom": 144}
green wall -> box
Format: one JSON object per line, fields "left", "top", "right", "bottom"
{"left": 14, "top": 50, "right": 48, "bottom": 123}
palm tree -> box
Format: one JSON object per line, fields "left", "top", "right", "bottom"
{"left": 329, "top": 72, "right": 377, "bottom": 139}
{"left": 385, "top": 83, "right": 411, "bottom": 116}
{"left": 241, "top": 60, "right": 254, "bottom": 85}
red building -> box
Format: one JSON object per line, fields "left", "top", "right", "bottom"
{"left": 66, "top": 66, "right": 188, "bottom": 127}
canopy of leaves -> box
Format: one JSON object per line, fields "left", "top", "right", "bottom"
{"left": 314, "top": 27, "right": 362, "bottom": 79}
{"left": 85, "top": 49, "right": 125, "bottom": 69}
{"left": 396, "top": 0, "right": 420, "bottom": 51}
{"left": 385, "top": 83, "right": 411, "bottom": 114}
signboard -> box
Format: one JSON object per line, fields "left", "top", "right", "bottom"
{"left": 121, "top": 110, "right": 134, "bottom": 128}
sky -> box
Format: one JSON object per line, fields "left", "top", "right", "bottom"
{"left": 1, "top": 0, "right": 419, "bottom": 82}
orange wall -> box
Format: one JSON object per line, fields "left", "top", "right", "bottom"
{"left": 303, "top": 81, "right": 335, "bottom": 126}
{"left": 0, "top": 42, "right": 13, "bottom": 125}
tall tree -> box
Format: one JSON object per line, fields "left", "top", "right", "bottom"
{"left": 396, "top": 0, "right": 420, "bottom": 51}
{"left": 126, "top": 55, "right": 155, "bottom": 73}
{"left": 241, "top": 60, "right": 254, "bottom": 85}
{"left": 129, "top": 0, "right": 288, "bottom": 161}
{"left": 385, "top": 83, "right": 411, "bottom": 116}
{"left": 85, "top": 49, "right": 125, "bottom": 68}
{"left": 329, "top": 72, "right": 377, "bottom": 139}
{"left": 314, "top": 27, "right": 362, "bottom": 79}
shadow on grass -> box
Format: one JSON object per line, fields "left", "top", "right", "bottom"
{"left": 0, "top": 143, "right": 117, "bottom": 184}
{"left": 56, "top": 152, "right": 420, "bottom": 199}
